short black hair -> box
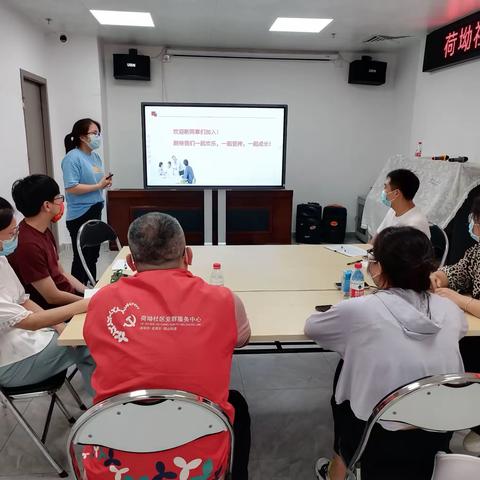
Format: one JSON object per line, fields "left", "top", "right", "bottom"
{"left": 387, "top": 169, "right": 420, "bottom": 200}
{"left": 128, "top": 212, "right": 185, "bottom": 266}
{"left": 12, "top": 175, "right": 60, "bottom": 217}
{"left": 0, "top": 197, "right": 14, "bottom": 231}
{"left": 373, "top": 226, "right": 436, "bottom": 292}
{"left": 183, "top": 159, "right": 189, "bottom": 165}
{"left": 471, "top": 195, "right": 480, "bottom": 221}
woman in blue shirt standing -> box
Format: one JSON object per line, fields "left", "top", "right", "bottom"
{"left": 62, "top": 118, "right": 112, "bottom": 285}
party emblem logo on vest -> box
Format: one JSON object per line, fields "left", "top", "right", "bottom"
{"left": 106, "top": 302, "right": 140, "bottom": 343}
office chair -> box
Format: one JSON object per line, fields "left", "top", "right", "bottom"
{"left": 68, "top": 389, "right": 234, "bottom": 479}
{"left": 77, "top": 220, "right": 122, "bottom": 286}
{"left": 429, "top": 224, "right": 449, "bottom": 268}
{"left": 431, "top": 452, "right": 480, "bottom": 479}
{"left": 346, "top": 373, "right": 480, "bottom": 479}
{"left": 1, "top": 370, "right": 87, "bottom": 477}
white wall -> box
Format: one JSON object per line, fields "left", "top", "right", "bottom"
{"left": 44, "top": 34, "right": 104, "bottom": 243}
{"left": 0, "top": 4, "right": 48, "bottom": 202}
{"left": 0, "top": 3, "right": 104, "bottom": 244}
{"left": 103, "top": 44, "right": 404, "bottom": 230}
{"left": 409, "top": 38, "right": 480, "bottom": 163}
{"left": 390, "top": 41, "right": 422, "bottom": 156}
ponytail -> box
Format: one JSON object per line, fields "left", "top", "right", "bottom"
{"left": 65, "top": 118, "right": 102, "bottom": 154}
{"left": 64, "top": 132, "right": 76, "bottom": 153}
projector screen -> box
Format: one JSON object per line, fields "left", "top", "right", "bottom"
{"left": 142, "top": 103, "right": 287, "bottom": 188}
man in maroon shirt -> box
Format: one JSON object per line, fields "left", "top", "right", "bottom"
{"left": 9, "top": 175, "right": 85, "bottom": 309}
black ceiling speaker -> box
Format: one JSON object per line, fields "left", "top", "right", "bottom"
{"left": 348, "top": 55, "right": 386, "bottom": 86}
{"left": 113, "top": 48, "right": 151, "bottom": 81}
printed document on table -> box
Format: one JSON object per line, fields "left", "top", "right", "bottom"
{"left": 323, "top": 245, "right": 368, "bottom": 257}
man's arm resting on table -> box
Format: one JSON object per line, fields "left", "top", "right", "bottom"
{"left": 234, "top": 294, "right": 251, "bottom": 347}
{"left": 58, "top": 264, "right": 86, "bottom": 294}
{"left": 16, "top": 298, "right": 89, "bottom": 331}
{"left": 31, "top": 276, "right": 84, "bottom": 305}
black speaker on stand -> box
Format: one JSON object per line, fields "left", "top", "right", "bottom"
{"left": 295, "top": 203, "right": 322, "bottom": 243}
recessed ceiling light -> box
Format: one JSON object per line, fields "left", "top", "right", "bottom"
{"left": 269, "top": 17, "right": 333, "bottom": 33}
{"left": 90, "top": 10, "right": 154, "bottom": 27}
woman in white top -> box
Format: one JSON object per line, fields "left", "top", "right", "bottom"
{"left": 305, "top": 226, "right": 466, "bottom": 480}
{"left": 0, "top": 197, "right": 94, "bottom": 395}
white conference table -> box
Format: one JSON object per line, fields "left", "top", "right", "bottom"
{"left": 189, "top": 244, "right": 366, "bottom": 291}
{"left": 58, "top": 245, "right": 480, "bottom": 347}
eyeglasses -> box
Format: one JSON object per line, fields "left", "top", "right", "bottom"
{"left": 53, "top": 194, "right": 65, "bottom": 203}
{"left": 366, "top": 248, "right": 377, "bottom": 263}
{"left": 87, "top": 131, "right": 100, "bottom": 136}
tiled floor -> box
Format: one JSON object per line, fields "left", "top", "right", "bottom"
{"left": 0, "top": 352, "right": 339, "bottom": 479}
{"left": 0, "top": 246, "right": 473, "bottom": 479}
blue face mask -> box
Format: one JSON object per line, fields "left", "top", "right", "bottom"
{"left": 380, "top": 190, "right": 391, "bottom": 208}
{"left": 87, "top": 134, "right": 101, "bottom": 150}
{"left": 469, "top": 220, "right": 479, "bottom": 242}
{"left": 0, "top": 236, "right": 18, "bottom": 256}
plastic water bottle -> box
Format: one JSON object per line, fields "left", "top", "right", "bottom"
{"left": 341, "top": 269, "right": 352, "bottom": 298}
{"left": 350, "top": 263, "right": 365, "bottom": 297}
{"left": 210, "top": 262, "right": 224, "bottom": 286}
{"left": 415, "top": 141, "right": 423, "bottom": 157}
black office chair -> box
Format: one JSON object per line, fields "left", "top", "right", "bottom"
{"left": 77, "top": 220, "right": 122, "bottom": 286}
{"left": 0, "top": 370, "right": 87, "bottom": 477}
{"left": 429, "top": 224, "right": 449, "bottom": 268}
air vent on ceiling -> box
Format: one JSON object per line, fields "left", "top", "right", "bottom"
{"left": 363, "top": 34, "right": 411, "bottom": 43}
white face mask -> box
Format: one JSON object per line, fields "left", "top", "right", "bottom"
{"left": 469, "top": 219, "right": 480, "bottom": 242}
{"left": 367, "top": 258, "right": 383, "bottom": 287}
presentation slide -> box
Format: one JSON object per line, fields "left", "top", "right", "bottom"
{"left": 143, "top": 104, "right": 286, "bottom": 187}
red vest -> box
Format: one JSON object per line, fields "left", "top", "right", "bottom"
{"left": 83, "top": 268, "right": 237, "bottom": 480}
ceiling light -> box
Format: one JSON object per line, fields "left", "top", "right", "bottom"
{"left": 90, "top": 10, "right": 154, "bottom": 27}
{"left": 269, "top": 17, "right": 333, "bottom": 33}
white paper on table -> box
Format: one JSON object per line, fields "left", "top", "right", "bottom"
{"left": 112, "top": 259, "right": 128, "bottom": 271}
{"left": 84, "top": 288, "right": 99, "bottom": 299}
{"left": 323, "top": 245, "right": 368, "bottom": 257}
{"left": 111, "top": 259, "right": 134, "bottom": 276}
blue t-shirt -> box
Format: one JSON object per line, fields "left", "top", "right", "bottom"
{"left": 61, "top": 148, "right": 105, "bottom": 221}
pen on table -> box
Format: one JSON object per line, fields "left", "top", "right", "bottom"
{"left": 346, "top": 258, "right": 362, "bottom": 265}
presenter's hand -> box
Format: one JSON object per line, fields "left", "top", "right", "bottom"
{"left": 97, "top": 175, "right": 113, "bottom": 190}
{"left": 430, "top": 271, "right": 448, "bottom": 291}
{"left": 435, "top": 287, "right": 465, "bottom": 308}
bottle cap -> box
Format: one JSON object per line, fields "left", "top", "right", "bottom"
{"left": 354, "top": 262, "right": 362, "bottom": 269}
{"left": 213, "top": 262, "right": 221, "bottom": 269}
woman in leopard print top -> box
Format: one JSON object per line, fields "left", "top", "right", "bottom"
{"left": 430, "top": 196, "right": 480, "bottom": 318}
{"left": 431, "top": 196, "right": 480, "bottom": 451}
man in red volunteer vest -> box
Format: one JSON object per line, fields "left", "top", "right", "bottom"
{"left": 83, "top": 212, "right": 251, "bottom": 479}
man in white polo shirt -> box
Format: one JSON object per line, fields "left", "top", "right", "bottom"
{"left": 376, "top": 169, "right": 430, "bottom": 239}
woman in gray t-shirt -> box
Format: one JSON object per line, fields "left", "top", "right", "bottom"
{"left": 306, "top": 226, "right": 466, "bottom": 480}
